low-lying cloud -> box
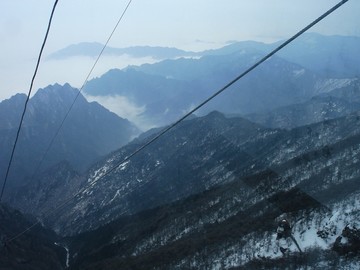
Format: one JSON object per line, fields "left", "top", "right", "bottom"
{"left": 85, "top": 94, "right": 156, "bottom": 131}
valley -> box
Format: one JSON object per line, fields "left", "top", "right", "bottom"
{"left": 0, "top": 33, "right": 359, "bottom": 269}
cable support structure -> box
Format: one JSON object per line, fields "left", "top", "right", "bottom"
{"left": 6, "top": 0, "right": 349, "bottom": 243}
{"left": 0, "top": 0, "right": 60, "bottom": 202}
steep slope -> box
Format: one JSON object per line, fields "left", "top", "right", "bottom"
{"left": 0, "top": 93, "right": 27, "bottom": 130}
{"left": 83, "top": 68, "right": 196, "bottom": 127}
{"left": 83, "top": 34, "right": 360, "bottom": 129}
{"left": 203, "top": 33, "right": 360, "bottom": 78}
{"left": 65, "top": 124, "right": 360, "bottom": 269}
{"left": 85, "top": 51, "right": 333, "bottom": 126}
{"left": 245, "top": 93, "right": 360, "bottom": 129}
{"left": 43, "top": 111, "right": 273, "bottom": 234}
{"left": 277, "top": 33, "right": 360, "bottom": 78}
{"left": 326, "top": 77, "right": 360, "bottom": 102}
{"left": 7, "top": 161, "right": 84, "bottom": 224}
{"left": 7, "top": 109, "right": 359, "bottom": 268}
{"left": 135, "top": 33, "right": 360, "bottom": 80}
{"left": 0, "top": 83, "right": 139, "bottom": 190}
{"left": 0, "top": 204, "right": 64, "bottom": 269}
{"left": 39, "top": 110, "right": 360, "bottom": 237}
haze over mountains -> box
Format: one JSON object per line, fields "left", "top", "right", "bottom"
{"left": 47, "top": 42, "right": 197, "bottom": 60}
{"left": 1, "top": 33, "right": 360, "bottom": 269}
{"left": 48, "top": 33, "right": 360, "bottom": 79}
{"left": 77, "top": 33, "right": 360, "bottom": 129}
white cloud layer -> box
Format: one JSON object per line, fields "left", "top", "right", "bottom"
{"left": 1, "top": 0, "right": 359, "bottom": 100}
{"left": 85, "top": 94, "right": 157, "bottom": 131}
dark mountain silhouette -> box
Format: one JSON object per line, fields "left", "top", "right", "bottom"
{"left": 49, "top": 34, "right": 360, "bottom": 78}
{"left": 83, "top": 34, "right": 360, "bottom": 129}
{"left": 6, "top": 107, "right": 360, "bottom": 268}
{"left": 7, "top": 161, "right": 83, "bottom": 232}
{"left": 47, "top": 42, "right": 196, "bottom": 60}
{"left": 83, "top": 68, "right": 199, "bottom": 127}
{"left": 12, "top": 109, "right": 360, "bottom": 237}
{"left": 4, "top": 33, "right": 360, "bottom": 269}
{"left": 0, "top": 204, "right": 64, "bottom": 269}
{"left": 58, "top": 110, "right": 360, "bottom": 269}
{"left": 245, "top": 92, "right": 360, "bottom": 129}
{"left": 203, "top": 33, "right": 360, "bottom": 78}
{"left": 0, "top": 83, "right": 139, "bottom": 191}
{"left": 85, "top": 52, "right": 336, "bottom": 128}
{"left": 278, "top": 33, "right": 360, "bottom": 78}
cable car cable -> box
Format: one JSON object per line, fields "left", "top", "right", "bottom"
{"left": 27, "top": 0, "right": 133, "bottom": 186}
{"left": 6, "top": 0, "right": 349, "bottom": 243}
{"left": 0, "top": 0, "right": 60, "bottom": 202}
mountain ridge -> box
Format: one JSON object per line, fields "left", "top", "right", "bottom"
{"left": 0, "top": 83, "right": 140, "bottom": 192}
{"left": 14, "top": 109, "right": 360, "bottom": 237}
{"left": 64, "top": 114, "right": 360, "bottom": 268}
{"left": 47, "top": 42, "right": 197, "bottom": 60}
{"left": 3, "top": 33, "right": 360, "bottom": 269}
{"left": 0, "top": 203, "right": 64, "bottom": 269}
{"left": 82, "top": 33, "right": 360, "bottom": 129}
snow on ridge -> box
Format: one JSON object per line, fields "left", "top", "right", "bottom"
{"left": 88, "top": 165, "right": 111, "bottom": 183}
{"left": 108, "top": 189, "right": 122, "bottom": 204}
{"left": 117, "top": 160, "right": 130, "bottom": 171}
{"left": 189, "top": 191, "right": 360, "bottom": 269}
{"left": 88, "top": 156, "right": 118, "bottom": 183}
{"left": 314, "top": 78, "right": 357, "bottom": 95}
{"left": 293, "top": 68, "right": 305, "bottom": 77}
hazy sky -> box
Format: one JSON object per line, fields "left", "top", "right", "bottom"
{"left": 1, "top": 0, "right": 359, "bottom": 101}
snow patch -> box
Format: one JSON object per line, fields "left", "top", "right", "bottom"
{"left": 314, "top": 78, "right": 357, "bottom": 94}
{"left": 293, "top": 68, "right": 305, "bottom": 77}
{"left": 109, "top": 189, "right": 121, "bottom": 204}
{"left": 55, "top": 242, "right": 70, "bottom": 268}
{"left": 118, "top": 160, "right": 130, "bottom": 171}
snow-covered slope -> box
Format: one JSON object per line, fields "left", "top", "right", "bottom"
{"left": 7, "top": 109, "right": 355, "bottom": 269}
{"left": 34, "top": 110, "right": 360, "bottom": 238}
{"left": 65, "top": 125, "right": 360, "bottom": 268}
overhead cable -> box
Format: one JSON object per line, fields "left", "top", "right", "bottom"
{"left": 7, "top": 0, "right": 349, "bottom": 242}
{"left": 0, "top": 0, "right": 60, "bottom": 202}
{"left": 27, "top": 0, "right": 133, "bottom": 189}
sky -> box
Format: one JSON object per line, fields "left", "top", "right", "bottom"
{"left": 0, "top": 0, "right": 359, "bottom": 102}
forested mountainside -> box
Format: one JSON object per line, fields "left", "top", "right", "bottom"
{"left": 7, "top": 161, "right": 83, "bottom": 222}
{"left": 0, "top": 83, "right": 139, "bottom": 191}
{"left": 62, "top": 111, "right": 360, "bottom": 269}
{"left": 10, "top": 110, "right": 360, "bottom": 238}
{"left": 0, "top": 204, "right": 64, "bottom": 269}
{"left": 3, "top": 114, "right": 360, "bottom": 268}
{"left": 1, "top": 34, "right": 359, "bottom": 269}
{"left": 245, "top": 81, "right": 360, "bottom": 129}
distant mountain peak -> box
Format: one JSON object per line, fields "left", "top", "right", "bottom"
{"left": 47, "top": 43, "right": 197, "bottom": 60}
{"left": 35, "top": 83, "right": 77, "bottom": 97}
{"left": 0, "top": 83, "right": 140, "bottom": 191}
{"left": 0, "top": 92, "right": 27, "bottom": 105}
{"left": 205, "top": 110, "right": 225, "bottom": 118}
